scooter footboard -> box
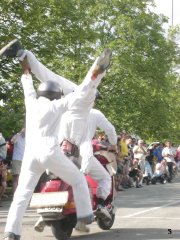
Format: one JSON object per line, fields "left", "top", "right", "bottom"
{"left": 29, "top": 191, "right": 69, "bottom": 208}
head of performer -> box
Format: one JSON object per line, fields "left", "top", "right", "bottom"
{"left": 37, "top": 81, "right": 62, "bottom": 100}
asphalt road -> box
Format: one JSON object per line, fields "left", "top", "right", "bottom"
{"left": 1, "top": 173, "right": 180, "bottom": 240}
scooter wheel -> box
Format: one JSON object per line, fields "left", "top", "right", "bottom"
{"left": 97, "top": 213, "right": 115, "bottom": 230}
{"left": 51, "top": 219, "right": 74, "bottom": 240}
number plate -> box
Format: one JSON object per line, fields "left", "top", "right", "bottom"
{"left": 37, "top": 207, "right": 63, "bottom": 214}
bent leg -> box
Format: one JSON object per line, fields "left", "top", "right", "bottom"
{"left": 43, "top": 147, "right": 93, "bottom": 220}
{"left": 4, "top": 159, "right": 43, "bottom": 236}
{"left": 82, "top": 156, "right": 111, "bottom": 200}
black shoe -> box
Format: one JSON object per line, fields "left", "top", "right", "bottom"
{"left": 4, "top": 232, "right": 21, "bottom": 240}
{"left": 92, "top": 48, "right": 112, "bottom": 78}
{"left": 0, "top": 39, "right": 23, "bottom": 58}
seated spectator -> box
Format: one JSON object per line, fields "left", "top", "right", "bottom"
{"left": 129, "top": 159, "right": 143, "bottom": 188}
{"left": 151, "top": 159, "right": 169, "bottom": 184}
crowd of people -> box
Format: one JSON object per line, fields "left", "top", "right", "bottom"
{"left": 1, "top": 129, "right": 180, "bottom": 204}
{"left": 113, "top": 132, "right": 180, "bottom": 191}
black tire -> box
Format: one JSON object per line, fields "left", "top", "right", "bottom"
{"left": 96, "top": 212, "right": 115, "bottom": 230}
{"left": 51, "top": 219, "right": 74, "bottom": 240}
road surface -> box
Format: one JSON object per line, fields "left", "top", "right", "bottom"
{"left": 1, "top": 174, "right": 180, "bottom": 240}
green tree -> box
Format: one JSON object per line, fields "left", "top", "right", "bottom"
{"left": 0, "top": 0, "right": 179, "bottom": 143}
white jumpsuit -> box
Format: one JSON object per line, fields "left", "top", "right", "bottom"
{"left": 20, "top": 50, "right": 115, "bottom": 199}
{"left": 4, "top": 74, "right": 93, "bottom": 236}
{"left": 79, "top": 109, "right": 117, "bottom": 199}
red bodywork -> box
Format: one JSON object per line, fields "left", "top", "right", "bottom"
{"left": 39, "top": 141, "right": 114, "bottom": 215}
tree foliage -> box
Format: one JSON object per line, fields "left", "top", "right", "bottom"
{"left": 0, "top": 0, "right": 179, "bottom": 143}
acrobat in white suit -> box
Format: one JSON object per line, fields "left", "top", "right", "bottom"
{"left": 4, "top": 51, "right": 109, "bottom": 240}
{"left": 21, "top": 50, "right": 116, "bottom": 201}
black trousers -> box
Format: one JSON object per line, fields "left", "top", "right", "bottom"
{"left": 167, "top": 162, "right": 173, "bottom": 181}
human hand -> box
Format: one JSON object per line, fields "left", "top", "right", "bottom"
{"left": 20, "top": 56, "right": 31, "bottom": 74}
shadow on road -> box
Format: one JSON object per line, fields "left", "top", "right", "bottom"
{"left": 72, "top": 228, "right": 180, "bottom": 240}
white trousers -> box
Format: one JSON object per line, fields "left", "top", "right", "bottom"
{"left": 5, "top": 141, "right": 93, "bottom": 236}
{"left": 80, "top": 141, "right": 111, "bottom": 200}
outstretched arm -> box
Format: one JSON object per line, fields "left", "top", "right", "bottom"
{"left": 95, "top": 110, "right": 117, "bottom": 146}
{"left": 20, "top": 66, "right": 36, "bottom": 102}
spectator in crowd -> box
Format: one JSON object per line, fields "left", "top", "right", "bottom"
{"left": 0, "top": 132, "right": 8, "bottom": 207}
{"left": 115, "top": 135, "right": 125, "bottom": 191}
{"left": 119, "top": 132, "right": 132, "bottom": 188}
{"left": 151, "top": 159, "right": 169, "bottom": 184}
{"left": 175, "top": 145, "right": 180, "bottom": 169}
{"left": 0, "top": 132, "right": 7, "bottom": 162}
{"left": 6, "top": 138, "right": 14, "bottom": 167}
{"left": 97, "top": 131, "right": 105, "bottom": 142}
{"left": 153, "top": 142, "right": 164, "bottom": 163}
{"left": 162, "top": 140, "right": 176, "bottom": 182}
{"left": 133, "top": 139, "right": 148, "bottom": 186}
{"left": 129, "top": 158, "right": 143, "bottom": 188}
{"left": 11, "top": 128, "right": 26, "bottom": 195}
{"left": 115, "top": 162, "right": 124, "bottom": 191}
{"left": 146, "top": 144, "right": 157, "bottom": 172}
{"left": 126, "top": 136, "right": 134, "bottom": 162}
{"left": 119, "top": 132, "right": 129, "bottom": 158}
{"left": 0, "top": 159, "right": 7, "bottom": 207}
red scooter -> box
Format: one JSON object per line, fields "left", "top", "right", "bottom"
{"left": 30, "top": 140, "right": 117, "bottom": 240}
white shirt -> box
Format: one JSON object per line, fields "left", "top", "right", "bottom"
{"left": 82, "top": 108, "right": 117, "bottom": 145}
{"left": 12, "top": 133, "right": 25, "bottom": 161}
{"left": 162, "top": 147, "right": 176, "bottom": 163}
{"left": 154, "top": 163, "right": 166, "bottom": 175}
{"left": 21, "top": 73, "right": 68, "bottom": 152}
{"left": 133, "top": 145, "right": 147, "bottom": 161}
{"left": 79, "top": 109, "right": 117, "bottom": 160}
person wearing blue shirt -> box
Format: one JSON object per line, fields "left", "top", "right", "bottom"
{"left": 153, "top": 143, "right": 163, "bottom": 163}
